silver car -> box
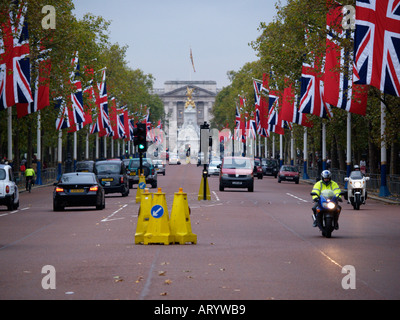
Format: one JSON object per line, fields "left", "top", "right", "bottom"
{"left": 154, "top": 159, "right": 166, "bottom": 176}
{"left": 208, "top": 160, "right": 221, "bottom": 176}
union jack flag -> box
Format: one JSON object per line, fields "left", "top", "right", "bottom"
{"left": 234, "top": 103, "right": 242, "bottom": 141}
{"left": 324, "top": 2, "right": 368, "bottom": 115}
{"left": 280, "top": 79, "right": 313, "bottom": 127}
{"left": 299, "top": 55, "right": 332, "bottom": 119}
{"left": 0, "top": 1, "right": 32, "bottom": 111}
{"left": 91, "top": 70, "right": 112, "bottom": 137}
{"left": 17, "top": 47, "right": 51, "bottom": 118}
{"left": 68, "top": 52, "right": 85, "bottom": 133}
{"left": 353, "top": 0, "right": 400, "bottom": 97}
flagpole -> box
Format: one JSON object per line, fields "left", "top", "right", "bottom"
{"left": 279, "top": 134, "right": 283, "bottom": 167}
{"left": 36, "top": 111, "right": 42, "bottom": 185}
{"left": 7, "top": 108, "right": 12, "bottom": 164}
{"left": 73, "top": 131, "right": 77, "bottom": 170}
{"left": 57, "top": 130, "right": 62, "bottom": 180}
{"left": 86, "top": 132, "right": 89, "bottom": 159}
{"left": 322, "top": 122, "right": 326, "bottom": 170}
{"left": 303, "top": 127, "right": 309, "bottom": 179}
{"left": 346, "top": 112, "right": 352, "bottom": 187}
{"left": 379, "top": 99, "right": 390, "bottom": 197}
{"left": 290, "top": 131, "right": 294, "bottom": 165}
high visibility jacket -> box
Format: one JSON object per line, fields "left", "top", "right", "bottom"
{"left": 25, "top": 168, "right": 35, "bottom": 177}
{"left": 312, "top": 180, "right": 341, "bottom": 200}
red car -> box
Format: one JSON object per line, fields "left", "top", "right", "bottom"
{"left": 278, "top": 165, "right": 300, "bottom": 184}
{"left": 253, "top": 158, "right": 263, "bottom": 179}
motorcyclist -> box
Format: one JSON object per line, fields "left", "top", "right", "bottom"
{"left": 25, "top": 167, "right": 36, "bottom": 191}
{"left": 311, "top": 170, "right": 342, "bottom": 229}
{"left": 348, "top": 164, "right": 368, "bottom": 203}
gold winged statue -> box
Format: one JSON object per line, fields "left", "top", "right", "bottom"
{"left": 184, "top": 87, "right": 196, "bottom": 109}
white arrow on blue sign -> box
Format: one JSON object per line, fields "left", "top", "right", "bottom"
{"left": 151, "top": 204, "right": 164, "bottom": 218}
{"left": 139, "top": 182, "right": 146, "bottom": 189}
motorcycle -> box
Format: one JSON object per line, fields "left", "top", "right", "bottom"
{"left": 344, "top": 171, "right": 369, "bottom": 210}
{"left": 311, "top": 189, "right": 345, "bottom": 238}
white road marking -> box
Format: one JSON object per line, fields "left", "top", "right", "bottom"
{"left": 101, "top": 204, "right": 128, "bottom": 222}
{"left": 286, "top": 193, "right": 308, "bottom": 203}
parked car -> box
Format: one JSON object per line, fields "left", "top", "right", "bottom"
{"left": 75, "top": 160, "right": 97, "bottom": 174}
{"left": 262, "top": 158, "right": 279, "bottom": 178}
{"left": 153, "top": 159, "right": 166, "bottom": 176}
{"left": 128, "top": 158, "right": 158, "bottom": 188}
{"left": 278, "top": 165, "right": 300, "bottom": 184}
{"left": 208, "top": 160, "right": 221, "bottom": 176}
{"left": 95, "top": 160, "right": 129, "bottom": 196}
{"left": 219, "top": 156, "right": 254, "bottom": 192}
{"left": 253, "top": 158, "right": 263, "bottom": 179}
{"left": 0, "top": 164, "right": 19, "bottom": 211}
{"left": 53, "top": 172, "right": 105, "bottom": 211}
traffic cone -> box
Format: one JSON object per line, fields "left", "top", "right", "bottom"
{"left": 144, "top": 188, "right": 174, "bottom": 245}
{"left": 135, "top": 188, "right": 152, "bottom": 244}
{"left": 136, "top": 174, "right": 146, "bottom": 203}
{"left": 198, "top": 176, "right": 211, "bottom": 200}
{"left": 170, "top": 188, "right": 197, "bottom": 245}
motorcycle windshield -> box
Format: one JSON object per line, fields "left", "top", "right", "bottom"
{"left": 320, "top": 189, "right": 336, "bottom": 200}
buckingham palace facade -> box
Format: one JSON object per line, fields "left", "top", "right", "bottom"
{"left": 154, "top": 80, "right": 218, "bottom": 154}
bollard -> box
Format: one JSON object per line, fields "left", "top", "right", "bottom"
{"left": 136, "top": 174, "right": 146, "bottom": 203}
{"left": 170, "top": 188, "right": 197, "bottom": 245}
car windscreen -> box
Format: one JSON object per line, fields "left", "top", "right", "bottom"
{"left": 60, "top": 174, "right": 95, "bottom": 184}
{"left": 76, "top": 163, "right": 93, "bottom": 171}
{"left": 0, "top": 169, "right": 5, "bottom": 180}
{"left": 223, "top": 158, "right": 252, "bottom": 169}
{"left": 281, "top": 166, "right": 297, "bottom": 172}
{"left": 96, "top": 163, "right": 120, "bottom": 174}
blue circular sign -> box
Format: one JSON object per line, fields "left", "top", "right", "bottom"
{"left": 151, "top": 205, "right": 164, "bottom": 219}
{"left": 139, "top": 182, "right": 146, "bottom": 190}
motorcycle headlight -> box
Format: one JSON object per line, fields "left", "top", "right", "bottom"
{"left": 323, "top": 201, "right": 336, "bottom": 209}
{"left": 354, "top": 181, "right": 363, "bottom": 188}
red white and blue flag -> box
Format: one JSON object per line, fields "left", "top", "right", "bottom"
{"left": 17, "top": 47, "right": 51, "bottom": 118}
{"left": 353, "top": 0, "right": 400, "bottom": 97}
{"left": 324, "top": 2, "right": 368, "bottom": 115}
{"left": 280, "top": 79, "right": 313, "bottom": 127}
{"left": 67, "top": 52, "right": 85, "bottom": 132}
{"left": 91, "top": 70, "right": 112, "bottom": 137}
{"left": 0, "top": 0, "right": 32, "bottom": 111}
{"left": 299, "top": 54, "right": 332, "bottom": 119}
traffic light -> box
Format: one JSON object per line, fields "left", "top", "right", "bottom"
{"left": 134, "top": 123, "right": 147, "bottom": 153}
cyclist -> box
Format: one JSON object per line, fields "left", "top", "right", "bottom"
{"left": 25, "top": 167, "right": 36, "bottom": 192}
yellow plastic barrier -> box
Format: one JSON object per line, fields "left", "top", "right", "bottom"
{"left": 135, "top": 188, "right": 152, "bottom": 244}
{"left": 144, "top": 188, "right": 174, "bottom": 245}
{"left": 170, "top": 188, "right": 197, "bottom": 245}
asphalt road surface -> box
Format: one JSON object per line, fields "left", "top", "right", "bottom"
{"left": 1, "top": 163, "right": 399, "bottom": 300}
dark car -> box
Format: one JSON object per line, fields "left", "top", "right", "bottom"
{"left": 262, "top": 158, "right": 279, "bottom": 178}
{"left": 278, "top": 165, "right": 300, "bottom": 184}
{"left": 128, "top": 158, "right": 157, "bottom": 188}
{"left": 95, "top": 160, "right": 130, "bottom": 196}
{"left": 253, "top": 158, "right": 263, "bottom": 179}
{"left": 75, "top": 160, "right": 97, "bottom": 174}
{"left": 219, "top": 156, "right": 254, "bottom": 192}
{"left": 53, "top": 172, "right": 105, "bottom": 211}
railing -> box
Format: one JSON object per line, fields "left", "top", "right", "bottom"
{"left": 302, "top": 167, "right": 400, "bottom": 197}
{"left": 15, "top": 168, "right": 59, "bottom": 191}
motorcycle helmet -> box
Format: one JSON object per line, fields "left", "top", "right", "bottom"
{"left": 354, "top": 165, "right": 360, "bottom": 170}
{"left": 321, "top": 170, "right": 332, "bottom": 185}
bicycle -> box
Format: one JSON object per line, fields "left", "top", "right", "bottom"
{"left": 26, "top": 176, "right": 34, "bottom": 193}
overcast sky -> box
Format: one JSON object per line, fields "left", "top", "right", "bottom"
{"left": 72, "top": 0, "right": 282, "bottom": 89}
